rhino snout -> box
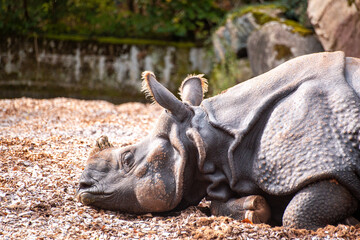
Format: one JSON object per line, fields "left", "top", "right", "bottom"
{"left": 76, "top": 178, "right": 97, "bottom": 204}
{"left": 79, "top": 177, "right": 97, "bottom": 190}
{"left": 77, "top": 191, "right": 97, "bottom": 205}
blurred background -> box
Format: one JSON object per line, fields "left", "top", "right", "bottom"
{"left": 1, "top": 0, "right": 359, "bottom": 103}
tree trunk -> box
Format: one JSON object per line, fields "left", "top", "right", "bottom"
{"left": 23, "top": 0, "right": 30, "bottom": 21}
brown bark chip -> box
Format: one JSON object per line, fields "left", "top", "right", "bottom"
{"left": 0, "top": 98, "right": 359, "bottom": 239}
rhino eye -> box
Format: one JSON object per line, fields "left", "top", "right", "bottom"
{"left": 121, "top": 151, "right": 134, "bottom": 172}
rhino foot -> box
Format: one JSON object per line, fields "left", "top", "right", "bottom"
{"left": 89, "top": 135, "right": 113, "bottom": 157}
{"left": 210, "top": 195, "right": 271, "bottom": 224}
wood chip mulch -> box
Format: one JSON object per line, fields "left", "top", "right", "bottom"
{"left": 1, "top": 98, "right": 359, "bottom": 239}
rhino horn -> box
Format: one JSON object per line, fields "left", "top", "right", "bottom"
{"left": 179, "top": 74, "right": 208, "bottom": 106}
{"left": 142, "top": 71, "right": 190, "bottom": 121}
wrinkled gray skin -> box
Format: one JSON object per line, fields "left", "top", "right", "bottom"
{"left": 77, "top": 52, "right": 360, "bottom": 230}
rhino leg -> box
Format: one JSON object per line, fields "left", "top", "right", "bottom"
{"left": 210, "top": 195, "right": 271, "bottom": 224}
{"left": 283, "top": 180, "right": 358, "bottom": 230}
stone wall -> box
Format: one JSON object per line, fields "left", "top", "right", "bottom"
{"left": 0, "top": 37, "right": 211, "bottom": 103}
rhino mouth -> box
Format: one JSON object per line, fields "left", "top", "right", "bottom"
{"left": 76, "top": 187, "right": 146, "bottom": 212}
{"left": 76, "top": 182, "right": 111, "bottom": 205}
{"left": 77, "top": 191, "right": 98, "bottom": 205}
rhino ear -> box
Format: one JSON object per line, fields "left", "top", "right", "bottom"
{"left": 89, "top": 135, "right": 113, "bottom": 157}
{"left": 179, "top": 74, "right": 208, "bottom": 106}
{"left": 141, "top": 71, "right": 190, "bottom": 121}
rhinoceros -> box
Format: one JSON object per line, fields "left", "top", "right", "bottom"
{"left": 76, "top": 51, "right": 360, "bottom": 230}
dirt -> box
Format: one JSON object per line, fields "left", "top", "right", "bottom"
{"left": 1, "top": 97, "right": 359, "bottom": 239}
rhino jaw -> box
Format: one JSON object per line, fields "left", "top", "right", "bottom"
{"left": 134, "top": 172, "right": 177, "bottom": 212}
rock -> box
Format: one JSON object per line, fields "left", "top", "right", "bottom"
{"left": 210, "top": 4, "right": 290, "bottom": 92}
{"left": 247, "top": 21, "right": 323, "bottom": 75}
{"left": 307, "top": 0, "right": 360, "bottom": 57}
{"left": 212, "top": 13, "right": 258, "bottom": 61}
{"left": 212, "top": 5, "right": 286, "bottom": 62}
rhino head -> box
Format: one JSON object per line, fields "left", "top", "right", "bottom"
{"left": 76, "top": 72, "right": 210, "bottom": 213}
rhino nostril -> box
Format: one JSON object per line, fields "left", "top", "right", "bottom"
{"left": 79, "top": 181, "right": 93, "bottom": 189}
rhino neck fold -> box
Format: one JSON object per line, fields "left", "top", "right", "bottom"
{"left": 168, "top": 123, "right": 187, "bottom": 210}
{"left": 188, "top": 106, "right": 236, "bottom": 200}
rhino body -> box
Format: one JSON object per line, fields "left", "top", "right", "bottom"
{"left": 77, "top": 51, "right": 360, "bottom": 230}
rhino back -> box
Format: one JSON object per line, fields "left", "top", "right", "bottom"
{"left": 345, "top": 57, "right": 360, "bottom": 97}
{"left": 203, "top": 51, "right": 346, "bottom": 135}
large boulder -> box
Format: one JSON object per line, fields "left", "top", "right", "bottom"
{"left": 212, "top": 5, "right": 286, "bottom": 62}
{"left": 307, "top": 0, "right": 360, "bottom": 57}
{"left": 212, "top": 13, "right": 258, "bottom": 61}
{"left": 247, "top": 21, "right": 323, "bottom": 76}
{"left": 210, "top": 5, "right": 288, "bottom": 94}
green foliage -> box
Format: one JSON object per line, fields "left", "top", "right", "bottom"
{"left": 41, "top": 34, "right": 195, "bottom": 48}
{"left": 226, "top": 3, "right": 312, "bottom": 36}
{"left": 279, "top": 0, "right": 309, "bottom": 27}
{"left": 96, "top": 37, "right": 195, "bottom": 48}
{"left": 210, "top": 51, "right": 252, "bottom": 95}
{"left": 228, "top": 3, "right": 286, "bottom": 20}
{"left": 0, "top": 0, "right": 315, "bottom": 42}
{"left": 0, "top": 0, "right": 224, "bottom": 42}
{"left": 282, "top": 19, "right": 313, "bottom": 36}
{"left": 251, "top": 11, "right": 277, "bottom": 25}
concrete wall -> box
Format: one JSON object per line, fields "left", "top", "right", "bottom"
{"left": 0, "top": 37, "right": 211, "bottom": 103}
